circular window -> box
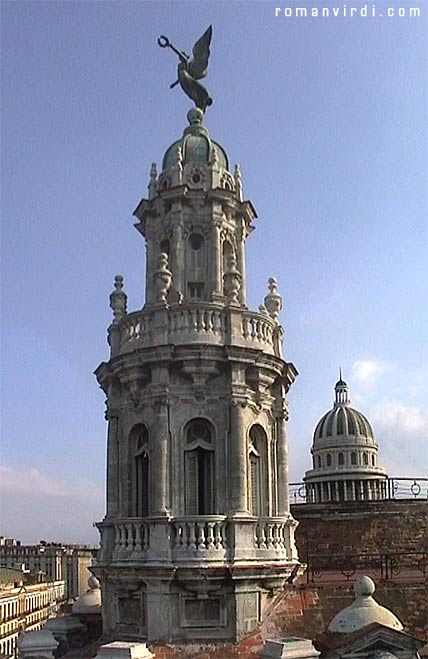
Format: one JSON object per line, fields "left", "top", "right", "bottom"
{"left": 188, "top": 420, "right": 211, "bottom": 443}
{"left": 192, "top": 172, "right": 201, "bottom": 184}
{"left": 189, "top": 234, "right": 203, "bottom": 251}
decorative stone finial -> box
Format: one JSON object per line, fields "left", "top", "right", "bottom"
{"left": 187, "top": 107, "right": 204, "bottom": 127}
{"left": 264, "top": 277, "right": 283, "bottom": 320}
{"left": 328, "top": 575, "right": 403, "bottom": 634}
{"left": 109, "top": 275, "right": 127, "bottom": 323}
{"left": 171, "top": 146, "right": 183, "bottom": 186}
{"left": 153, "top": 253, "right": 172, "bottom": 304}
{"left": 223, "top": 253, "right": 242, "bottom": 306}
{"left": 234, "top": 164, "right": 243, "bottom": 202}
{"left": 258, "top": 303, "right": 269, "bottom": 316}
{"left": 148, "top": 163, "right": 157, "bottom": 200}
{"left": 354, "top": 575, "right": 375, "bottom": 597}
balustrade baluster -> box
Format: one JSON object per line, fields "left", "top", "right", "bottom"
{"left": 114, "top": 525, "right": 121, "bottom": 556}
{"left": 188, "top": 522, "right": 197, "bottom": 550}
{"left": 258, "top": 524, "right": 267, "bottom": 549}
{"left": 213, "top": 311, "right": 221, "bottom": 334}
{"left": 119, "top": 524, "right": 126, "bottom": 556}
{"left": 197, "top": 522, "right": 207, "bottom": 550}
{"left": 206, "top": 522, "right": 215, "bottom": 550}
{"left": 174, "top": 522, "right": 184, "bottom": 549}
{"left": 206, "top": 310, "right": 214, "bottom": 332}
{"left": 266, "top": 523, "right": 274, "bottom": 549}
{"left": 134, "top": 523, "right": 142, "bottom": 554}
{"left": 126, "top": 523, "right": 134, "bottom": 554}
{"left": 215, "top": 523, "right": 223, "bottom": 549}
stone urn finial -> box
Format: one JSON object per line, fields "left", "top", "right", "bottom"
{"left": 109, "top": 275, "right": 127, "bottom": 323}
{"left": 223, "top": 253, "right": 242, "bottom": 306}
{"left": 148, "top": 162, "right": 157, "bottom": 200}
{"left": 153, "top": 253, "right": 172, "bottom": 304}
{"left": 264, "top": 276, "right": 283, "bottom": 320}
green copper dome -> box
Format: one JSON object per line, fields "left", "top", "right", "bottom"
{"left": 162, "top": 108, "right": 229, "bottom": 171}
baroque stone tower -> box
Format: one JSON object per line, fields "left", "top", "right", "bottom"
{"left": 93, "top": 106, "right": 299, "bottom": 643}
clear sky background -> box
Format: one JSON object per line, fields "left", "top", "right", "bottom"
{"left": 1, "top": 0, "right": 427, "bottom": 544}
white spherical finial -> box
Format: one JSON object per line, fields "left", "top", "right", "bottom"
{"left": 354, "top": 575, "right": 375, "bottom": 597}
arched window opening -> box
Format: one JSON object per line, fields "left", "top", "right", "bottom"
{"left": 184, "top": 419, "right": 214, "bottom": 515}
{"left": 248, "top": 425, "right": 269, "bottom": 516}
{"left": 326, "top": 453, "right": 332, "bottom": 467}
{"left": 363, "top": 452, "right": 368, "bottom": 465}
{"left": 188, "top": 233, "right": 205, "bottom": 299}
{"left": 371, "top": 454, "right": 376, "bottom": 466}
{"left": 317, "top": 455, "right": 322, "bottom": 468}
{"left": 351, "top": 451, "right": 357, "bottom": 466}
{"left": 338, "top": 452, "right": 344, "bottom": 466}
{"left": 189, "top": 234, "right": 204, "bottom": 271}
{"left": 130, "top": 425, "right": 149, "bottom": 517}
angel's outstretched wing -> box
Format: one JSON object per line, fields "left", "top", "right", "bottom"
{"left": 187, "top": 25, "right": 212, "bottom": 80}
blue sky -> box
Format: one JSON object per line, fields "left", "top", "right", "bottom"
{"left": 1, "top": 1, "right": 427, "bottom": 543}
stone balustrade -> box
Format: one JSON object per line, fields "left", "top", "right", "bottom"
{"left": 114, "top": 304, "right": 277, "bottom": 355}
{"left": 168, "top": 306, "right": 227, "bottom": 340}
{"left": 254, "top": 518, "right": 290, "bottom": 552}
{"left": 171, "top": 516, "right": 228, "bottom": 559}
{"left": 241, "top": 312, "right": 275, "bottom": 349}
{"left": 98, "top": 515, "right": 296, "bottom": 565}
{"left": 112, "top": 519, "right": 150, "bottom": 559}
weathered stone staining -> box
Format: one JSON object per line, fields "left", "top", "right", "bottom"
{"left": 93, "top": 106, "right": 300, "bottom": 643}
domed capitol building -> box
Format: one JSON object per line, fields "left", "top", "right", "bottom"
{"left": 304, "top": 376, "right": 388, "bottom": 504}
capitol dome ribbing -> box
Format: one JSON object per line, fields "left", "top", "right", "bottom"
{"left": 304, "top": 377, "right": 388, "bottom": 503}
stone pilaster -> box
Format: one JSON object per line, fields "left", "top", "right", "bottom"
{"left": 230, "top": 401, "right": 248, "bottom": 515}
{"left": 276, "top": 413, "right": 290, "bottom": 516}
{"left": 150, "top": 398, "right": 169, "bottom": 516}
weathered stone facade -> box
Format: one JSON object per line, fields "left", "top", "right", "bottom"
{"left": 93, "top": 108, "right": 300, "bottom": 643}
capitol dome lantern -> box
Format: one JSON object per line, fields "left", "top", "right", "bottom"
{"left": 304, "top": 376, "right": 388, "bottom": 503}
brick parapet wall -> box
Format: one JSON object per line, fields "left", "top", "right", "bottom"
{"left": 291, "top": 499, "right": 428, "bottom": 556}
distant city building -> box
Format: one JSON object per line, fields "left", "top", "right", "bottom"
{"left": 0, "top": 567, "right": 65, "bottom": 659}
{"left": 304, "top": 378, "right": 388, "bottom": 503}
{"left": 0, "top": 540, "right": 94, "bottom": 599}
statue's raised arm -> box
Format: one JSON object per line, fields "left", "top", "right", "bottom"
{"left": 158, "top": 26, "right": 213, "bottom": 113}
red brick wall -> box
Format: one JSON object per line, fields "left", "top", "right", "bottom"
{"left": 292, "top": 499, "right": 428, "bottom": 556}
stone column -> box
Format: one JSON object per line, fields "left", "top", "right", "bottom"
{"left": 276, "top": 413, "right": 290, "bottom": 515}
{"left": 211, "top": 222, "right": 222, "bottom": 299}
{"left": 145, "top": 236, "right": 157, "bottom": 305}
{"left": 327, "top": 481, "right": 332, "bottom": 501}
{"left": 230, "top": 401, "right": 248, "bottom": 514}
{"left": 172, "top": 221, "right": 184, "bottom": 297}
{"left": 236, "top": 219, "right": 246, "bottom": 305}
{"left": 106, "top": 411, "right": 119, "bottom": 518}
{"left": 150, "top": 400, "right": 169, "bottom": 516}
{"left": 351, "top": 481, "right": 356, "bottom": 501}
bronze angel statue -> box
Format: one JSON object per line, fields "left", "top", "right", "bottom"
{"left": 158, "top": 26, "right": 213, "bottom": 113}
